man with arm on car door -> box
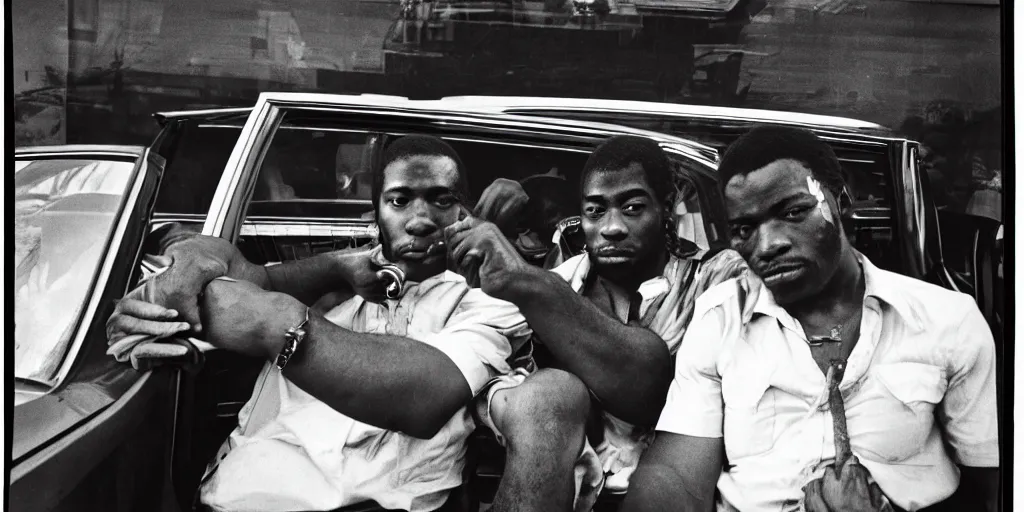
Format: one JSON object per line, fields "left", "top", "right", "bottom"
{"left": 107, "top": 135, "right": 592, "bottom": 512}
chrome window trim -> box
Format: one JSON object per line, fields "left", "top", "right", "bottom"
{"left": 202, "top": 97, "right": 282, "bottom": 241}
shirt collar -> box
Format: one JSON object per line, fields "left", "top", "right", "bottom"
{"left": 858, "top": 253, "right": 925, "bottom": 331}
{"left": 751, "top": 252, "right": 924, "bottom": 331}
{"left": 570, "top": 254, "right": 674, "bottom": 302}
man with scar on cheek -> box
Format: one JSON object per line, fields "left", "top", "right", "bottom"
{"left": 623, "top": 126, "right": 999, "bottom": 512}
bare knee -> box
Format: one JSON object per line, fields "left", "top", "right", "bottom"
{"left": 491, "top": 369, "right": 590, "bottom": 450}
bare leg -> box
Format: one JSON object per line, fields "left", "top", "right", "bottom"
{"left": 489, "top": 369, "right": 590, "bottom": 512}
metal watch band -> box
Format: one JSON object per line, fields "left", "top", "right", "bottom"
{"left": 275, "top": 308, "right": 310, "bottom": 371}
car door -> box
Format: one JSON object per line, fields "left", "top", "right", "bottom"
{"left": 9, "top": 146, "right": 181, "bottom": 512}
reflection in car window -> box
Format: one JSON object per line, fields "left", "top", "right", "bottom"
{"left": 254, "top": 116, "right": 377, "bottom": 204}
{"left": 14, "top": 159, "right": 134, "bottom": 384}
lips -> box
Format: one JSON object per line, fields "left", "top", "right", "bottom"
{"left": 397, "top": 240, "right": 444, "bottom": 261}
{"left": 759, "top": 263, "right": 806, "bottom": 286}
{"left": 593, "top": 246, "right": 636, "bottom": 257}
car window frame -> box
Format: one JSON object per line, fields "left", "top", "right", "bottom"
{"left": 201, "top": 93, "right": 721, "bottom": 244}
{"left": 13, "top": 147, "right": 159, "bottom": 392}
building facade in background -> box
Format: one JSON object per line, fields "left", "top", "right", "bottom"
{"left": 12, "top": 0, "right": 1003, "bottom": 218}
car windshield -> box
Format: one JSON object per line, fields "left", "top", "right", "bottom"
{"left": 14, "top": 158, "right": 136, "bottom": 384}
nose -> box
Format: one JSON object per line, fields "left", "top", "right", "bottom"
{"left": 599, "top": 210, "right": 628, "bottom": 242}
{"left": 754, "top": 221, "right": 792, "bottom": 262}
{"left": 405, "top": 200, "right": 439, "bottom": 237}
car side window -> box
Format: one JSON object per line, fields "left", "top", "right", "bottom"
{"left": 153, "top": 119, "right": 244, "bottom": 218}
{"left": 252, "top": 125, "right": 378, "bottom": 205}
{"left": 233, "top": 112, "right": 382, "bottom": 264}
{"left": 833, "top": 146, "right": 901, "bottom": 272}
{"left": 441, "top": 138, "right": 589, "bottom": 203}
{"left": 666, "top": 154, "right": 731, "bottom": 256}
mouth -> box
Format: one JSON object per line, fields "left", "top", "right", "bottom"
{"left": 591, "top": 247, "right": 637, "bottom": 265}
{"left": 397, "top": 240, "right": 445, "bottom": 261}
{"left": 759, "top": 264, "right": 806, "bottom": 286}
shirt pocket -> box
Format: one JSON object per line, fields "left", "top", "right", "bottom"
{"left": 863, "top": 362, "right": 947, "bottom": 462}
{"left": 874, "top": 362, "right": 947, "bottom": 413}
{"left": 721, "top": 368, "right": 777, "bottom": 461}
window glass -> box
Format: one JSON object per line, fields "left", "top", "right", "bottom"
{"left": 153, "top": 120, "right": 245, "bottom": 216}
{"left": 14, "top": 158, "right": 135, "bottom": 384}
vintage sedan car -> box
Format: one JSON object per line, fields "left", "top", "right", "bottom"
{"left": 11, "top": 93, "right": 1004, "bottom": 512}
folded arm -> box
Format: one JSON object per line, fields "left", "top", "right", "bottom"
{"left": 281, "top": 314, "right": 475, "bottom": 439}
{"left": 622, "top": 433, "right": 723, "bottom": 512}
{"left": 500, "top": 266, "right": 672, "bottom": 426}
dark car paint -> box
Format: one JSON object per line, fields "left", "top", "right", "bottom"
{"left": 10, "top": 147, "right": 179, "bottom": 511}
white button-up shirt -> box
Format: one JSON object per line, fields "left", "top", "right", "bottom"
{"left": 200, "top": 271, "right": 531, "bottom": 512}
{"left": 657, "top": 253, "right": 999, "bottom": 512}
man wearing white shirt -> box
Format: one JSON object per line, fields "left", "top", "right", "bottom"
{"left": 622, "top": 126, "right": 1000, "bottom": 512}
{"left": 106, "top": 135, "right": 590, "bottom": 512}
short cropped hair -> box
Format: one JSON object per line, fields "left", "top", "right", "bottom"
{"left": 581, "top": 135, "right": 698, "bottom": 257}
{"left": 580, "top": 135, "right": 673, "bottom": 205}
{"left": 372, "top": 135, "right": 471, "bottom": 211}
{"left": 717, "top": 125, "right": 846, "bottom": 198}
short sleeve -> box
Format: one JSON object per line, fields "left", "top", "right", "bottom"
{"left": 693, "top": 249, "right": 749, "bottom": 297}
{"left": 656, "top": 303, "right": 728, "bottom": 438}
{"left": 937, "top": 296, "right": 1000, "bottom": 467}
{"left": 426, "top": 288, "right": 533, "bottom": 397}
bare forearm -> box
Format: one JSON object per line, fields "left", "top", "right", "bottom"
{"left": 623, "top": 434, "right": 723, "bottom": 512}
{"left": 502, "top": 267, "right": 673, "bottom": 426}
{"left": 279, "top": 314, "right": 472, "bottom": 438}
{"left": 265, "top": 252, "right": 353, "bottom": 305}
{"left": 621, "top": 464, "right": 712, "bottom": 512}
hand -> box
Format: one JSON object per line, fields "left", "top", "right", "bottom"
{"left": 443, "top": 214, "right": 530, "bottom": 300}
{"left": 199, "top": 278, "right": 307, "bottom": 360}
{"left": 149, "top": 235, "right": 251, "bottom": 332}
{"left": 106, "top": 286, "right": 192, "bottom": 345}
{"left": 334, "top": 244, "right": 393, "bottom": 303}
{"left": 474, "top": 178, "right": 529, "bottom": 235}
{"left": 803, "top": 456, "right": 892, "bottom": 512}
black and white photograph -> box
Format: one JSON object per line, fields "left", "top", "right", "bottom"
{"left": 8, "top": 0, "right": 1011, "bottom": 511}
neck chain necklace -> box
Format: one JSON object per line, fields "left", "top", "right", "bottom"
{"left": 808, "top": 324, "right": 845, "bottom": 346}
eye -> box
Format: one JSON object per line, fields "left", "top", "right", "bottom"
{"left": 435, "top": 195, "right": 456, "bottom": 208}
{"left": 584, "top": 206, "right": 605, "bottom": 220}
{"left": 783, "top": 205, "right": 812, "bottom": 219}
{"left": 387, "top": 196, "right": 409, "bottom": 208}
{"left": 623, "top": 203, "right": 646, "bottom": 215}
{"left": 730, "top": 225, "right": 753, "bottom": 240}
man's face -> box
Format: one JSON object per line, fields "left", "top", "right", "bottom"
{"left": 581, "top": 162, "right": 665, "bottom": 283}
{"left": 377, "top": 155, "right": 462, "bottom": 281}
{"left": 724, "top": 159, "right": 844, "bottom": 305}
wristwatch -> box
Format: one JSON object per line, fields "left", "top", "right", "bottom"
{"left": 275, "top": 308, "right": 310, "bottom": 371}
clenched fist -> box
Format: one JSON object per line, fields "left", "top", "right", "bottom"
{"left": 199, "top": 278, "right": 307, "bottom": 360}
{"left": 474, "top": 178, "right": 530, "bottom": 237}
{"left": 443, "top": 214, "right": 531, "bottom": 300}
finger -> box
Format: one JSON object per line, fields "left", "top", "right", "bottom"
{"left": 443, "top": 216, "right": 474, "bottom": 240}
{"left": 117, "top": 298, "right": 179, "bottom": 320}
{"left": 448, "top": 232, "right": 481, "bottom": 266}
{"left": 869, "top": 482, "right": 887, "bottom": 508}
{"left": 802, "top": 479, "right": 831, "bottom": 512}
{"left": 109, "top": 317, "right": 191, "bottom": 343}
{"left": 426, "top": 239, "right": 447, "bottom": 257}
